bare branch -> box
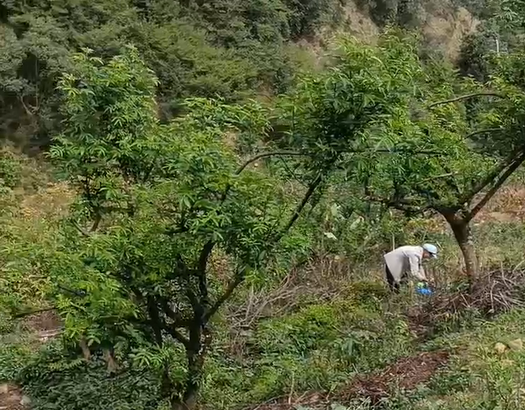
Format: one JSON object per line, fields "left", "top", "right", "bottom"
{"left": 13, "top": 307, "right": 56, "bottom": 319}
{"left": 465, "top": 128, "right": 504, "bottom": 140}
{"left": 18, "top": 95, "right": 36, "bottom": 117}
{"left": 57, "top": 284, "right": 88, "bottom": 297}
{"left": 236, "top": 151, "right": 303, "bottom": 175}
{"left": 204, "top": 268, "right": 246, "bottom": 323}
{"left": 165, "top": 326, "right": 190, "bottom": 348}
{"left": 281, "top": 172, "right": 323, "bottom": 236}
{"left": 428, "top": 92, "right": 505, "bottom": 108}
{"left": 90, "top": 214, "right": 102, "bottom": 232}
{"left": 72, "top": 221, "right": 91, "bottom": 237}
{"left": 467, "top": 152, "right": 525, "bottom": 221}
{"left": 72, "top": 215, "right": 101, "bottom": 237}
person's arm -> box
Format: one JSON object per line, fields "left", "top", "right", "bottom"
{"left": 408, "top": 254, "right": 427, "bottom": 281}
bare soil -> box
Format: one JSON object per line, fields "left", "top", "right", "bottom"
{"left": 0, "top": 384, "right": 25, "bottom": 410}
{"left": 340, "top": 351, "right": 449, "bottom": 404}
{"left": 22, "top": 310, "right": 62, "bottom": 333}
{"left": 0, "top": 312, "right": 63, "bottom": 410}
{"left": 250, "top": 350, "right": 449, "bottom": 409}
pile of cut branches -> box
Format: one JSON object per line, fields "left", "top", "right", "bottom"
{"left": 421, "top": 269, "right": 525, "bottom": 321}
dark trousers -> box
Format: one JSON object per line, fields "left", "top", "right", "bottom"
{"left": 385, "top": 265, "right": 400, "bottom": 293}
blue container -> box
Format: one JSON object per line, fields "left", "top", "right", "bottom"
{"left": 416, "top": 287, "right": 433, "bottom": 296}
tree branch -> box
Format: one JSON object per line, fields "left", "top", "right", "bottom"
{"left": 366, "top": 194, "right": 428, "bottom": 213}
{"left": 281, "top": 172, "right": 323, "bottom": 236}
{"left": 460, "top": 154, "right": 517, "bottom": 204}
{"left": 159, "top": 298, "right": 191, "bottom": 328}
{"left": 428, "top": 92, "right": 505, "bottom": 108}
{"left": 57, "top": 284, "right": 88, "bottom": 297}
{"left": 165, "top": 326, "right": 190, "bottom": 348}
{"left": 235, "top": 148, "right": 444, "bottom": 176}
{"left": 90, "top": 214, "right": 102, "bottom": 232}
{"left": 149, "top": 297, "right": 190, "bottom": 348}
{"left": 467, "top": 152, "right": 525, "bottom": 221}
{"left": 196, "top": 241, "right": 214, "bottom": 308}
{"left": 13, "top": 307, "right": 56, "bottom": 319}
{"left": 235, "top": 151, "right": 304, "bottom": 175}
{"left": 72, "top": 221, "right": 91, "bottom": 237}
{"left": 204, "top": 268, "right": 246, "bottom": 323}
{"left": 146, "top": 296, "right": 164, "bottom": 346}
{"left": 186, "top": 288, "right": 204, "bottom": 319}
{"left": 465, "top": 128, "right": 504, "bottom": 140}
{"left": 191, "top": 146, "right": 448, "bottom": 324}
{"left": 18, "top": 95, "right": 36, "bottom": 117}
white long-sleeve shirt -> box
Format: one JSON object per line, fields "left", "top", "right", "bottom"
{"left": 384, "top": 245, "right": 427, "bottom": 283}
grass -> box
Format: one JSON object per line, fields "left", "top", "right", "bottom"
{"left": 3, "top": 181, "right": 525, "bottom": 409}
{"left": 399, "top": 309, "right": 525, "bottom": 410}
{"left": 0, "top": 325, "right": 40, "bottom": 382}
{"left": 202, "top": 288, "right": 415, "bottom": 408}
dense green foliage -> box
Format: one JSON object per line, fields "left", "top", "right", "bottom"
{"left": 0, "top": 0, "right": 345, "bottom": 150}
{"left": 1, "top": 32, "right": 423, "bottom": 408}
{"left": 4, "top": 2, "right": 525, "bottom": 410}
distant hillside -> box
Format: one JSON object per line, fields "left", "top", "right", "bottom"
{"left": 0, "top": 0, "right": 488, "bottom": 152}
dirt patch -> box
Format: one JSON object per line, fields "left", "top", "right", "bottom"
{"left": 343, "top": 1, "right": 380, "bottom": 44}
{"left": 476, "top": 186, "right": 525, "bottom": 224}
{"left": 340, "top": 351, "right": 449, "bottom": 404}
{"left": 251, "top": 393, "right": 328, "bottom": 410}
{"left": 423, "top": 6, "right": 479, "bottom": 61}
{"left": 249, "top": 351, "right": 449, "bottom": 409}
{"left": 22, "top": 310, "right": 62, "bottom": 333}
{"left": 407, "top": 316, "right": 434, "bottom": 342}
{"left": 0, "top": 384, "right": 27, "bottom": 410}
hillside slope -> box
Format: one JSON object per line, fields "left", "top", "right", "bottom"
{"left": 1, "top": 0, "right": 481, "bottom": 152}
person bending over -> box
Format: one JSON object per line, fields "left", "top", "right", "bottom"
{"left": 383, "top": 243, "right": 438, "bottom": 292}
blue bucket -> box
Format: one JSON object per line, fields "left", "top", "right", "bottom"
{"left": 416, "top": 287, "right": 433, "bottom": 296}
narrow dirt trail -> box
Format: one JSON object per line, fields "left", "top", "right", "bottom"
{"left": 341, "top": 350, "right": 449, "bottom": 404}
{"left": 250, "top": 350, "right": 450, "bottom": 409}
{"left": 0, "top": 384, "right": 27, "bottom": 410}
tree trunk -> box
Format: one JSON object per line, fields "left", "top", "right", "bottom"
{"left": 170, "top": 351, "right": 205, "bottom": 410}
{"left": 442, "top": 212, "right": 478, "bottom": 282}
{"left": 171, "top": 327, "right": 211, "bottom": 410}
{"left": 79, "top": 337, "right": 91, "bottom": 361}
{"left": 103, "top": 347, "right": 118, "bottom": 374}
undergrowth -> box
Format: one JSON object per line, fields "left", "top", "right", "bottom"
{"left": 3, "top": 163, "right": 525, "bottom": 409}
{"left": 200, "top": 283, "right": 415, "bottom": 409}
{"left": 6, "top": 271, "right": 525, "bottom": 410}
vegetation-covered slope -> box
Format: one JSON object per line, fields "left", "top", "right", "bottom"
{"left": 1, "top": 0, "right": 347, "bottom": 150}
{"left": 2, "top": 0, "right": 525, "bottom": 410}
{"left": 0, "top": 0, "right": 496, "bottom": 152}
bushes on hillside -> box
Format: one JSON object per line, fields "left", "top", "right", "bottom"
{"left": 0, "top": 0, "right": 343, "bottom": 150}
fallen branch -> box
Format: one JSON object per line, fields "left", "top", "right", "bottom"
{"left": 428, "top": 92, "right": 505, "bottom": 108}
{"left": 13, "top": 306, "right": 56, "bottom": 319}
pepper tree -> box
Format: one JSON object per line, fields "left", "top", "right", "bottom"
{"left": 357, "top": 51, "right": 525, "bottom": 282}
{"left": 8, "top": 33, "right": 425, "bottom": 410}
